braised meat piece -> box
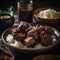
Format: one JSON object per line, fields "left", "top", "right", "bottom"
{"left": 25, "top": 25, "right": 32, "bottom": 32}
{"left": 37, "top": 26, "right": 45, "bottom": 33}
{"left": 41, "top": 35, "right": 53, "bottom": 46}
{"left": 24, "top": 37, "right": 35, "bottom": 47}
{"left": 40, "top": 31, "right": 53, "bottom": 46}
{"left": 17, "top": 33, "right": 26, "bottom": 40}
{"left": 25, "top": 25, "right": 39, "bottom": 32}
{"left": 27, "top": 30, "right": 39, "bottom": 40}
{"left": 14, "top": 33, "right": 26, "bottom": 41}
{"left": 22, "top": 21, "right": 30, "bottom": 29}
{"left": 16, "top": 21, "right": 30, "bottom": 33}
{"left": 10, "top": 28, "right": 18, "bottom": 35}
{"left": 40, "top": 31, "right": 48, "bottom": 39}
{"left": 44, "top": 26, "right": 54, "bottom": 35}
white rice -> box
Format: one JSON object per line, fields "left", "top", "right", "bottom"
{"left": 6, "top": 34, "right": 15, "bottom": 43}
{"left": 51, "top": 35, "right": 57, "bottom": 43}
{"left": 34, "top": 44, "right": 44, "bottom": 48}
{"left": 37, "top": 8, "right": 60, "bottom": 19}
{"left": 10, "top": 40, "right": 23, "bottom": 48}
{"left": 6, "top": 34, "right": 24, "bottom": 48}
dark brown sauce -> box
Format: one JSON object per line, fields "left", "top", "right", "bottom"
{"left": 19, "top": 9, "right": 33, "bottom": 23}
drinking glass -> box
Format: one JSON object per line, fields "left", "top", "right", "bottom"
{"left": 17, "top": 0, "right": 33, "bottom": 23}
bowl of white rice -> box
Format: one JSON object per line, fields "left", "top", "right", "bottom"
{"left": 33, "top": 7, "right": 60, "bottom": 31}
{"left": 33, "top": 7, "right": 60, "bottom": 22}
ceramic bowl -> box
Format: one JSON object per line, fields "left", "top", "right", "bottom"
{"left": 0, "top": 14, "right": 15, "bottom": 34}
{"left": 2, "top": 24, "right": 60, "bottom": 54}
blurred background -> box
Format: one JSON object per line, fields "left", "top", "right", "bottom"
{"left": 0, "top": 0, "right": 60, "bottom": 10}
{"left": 0, "top": 0, "right": 17, "bottom": 10}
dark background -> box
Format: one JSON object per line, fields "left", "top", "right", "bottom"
{"left": 0, "top": 0, "right": 17, "bottom": 10}
{"left": 0, "top": 0, "right": 60, "bottom": 10}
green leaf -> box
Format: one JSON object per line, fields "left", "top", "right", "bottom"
{"left": 7, "top": 6, "right": 15, "bottom": 12}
